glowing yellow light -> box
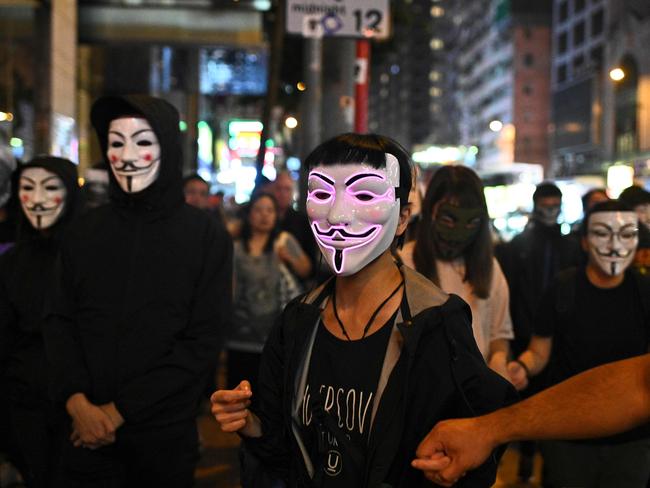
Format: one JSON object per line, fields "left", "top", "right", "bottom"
{"left": 78, "top": 177, "right": 85, "bottom": 186}
{"left": 609, "top": 68, "right": 625, "bottom": 81}
{"left": 285, "top": 116, "right": 298, "bottom": 129}
{"left": 0, "top": 111, "right": 13, "bottom": 122}
{"left": 296, "top": 82, "right": 306, "bottom": 91}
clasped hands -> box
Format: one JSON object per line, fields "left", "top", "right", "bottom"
{"left": 66, "top": 393, "right": 125, "bottom": 450}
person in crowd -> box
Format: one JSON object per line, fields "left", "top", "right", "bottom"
{"left": 411, "top": 354, "right": 650, "bottom": 486}
{"left": 211, "top": 133, "right": 516, "bottom": 487}
{"left": 507, "top": 200, "right": 650, "bottom": 487}
{"left": 495, "top": 181, "right": 581, "bottom": 481}
{"left": 226, "top": 192, "right": 306, "bottom": 393}
{"left": 0, "top": 144, "right": 17, "bottom": 254}
{"left": 0, "top": 157, "right": 80, "bottom": 487}
{"left": 273, "top": 170, "right": 318, "bottom": 277}
{"left": 183, "top": 174, "right": 209, "bottom": 209}
{"left": 399, "top": 165, "right": 513, "bottom": 379}
{"left": 43, "top": 95, "right": 232, "bottom": 487}
{"left": 582, "top": 187, "right": 609, "bottom": 214}
{"left": 620, "top": 185, "right": 650, "bottom": 274}
{"left": 81, "top": 163, "right": 110, "bottom": 211}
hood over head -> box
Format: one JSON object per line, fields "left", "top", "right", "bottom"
{"left": 15, "top": 156, "right": 80, "bottom": 242}
{"left": 90, "top": 95, "right": 184, "bottom": 212}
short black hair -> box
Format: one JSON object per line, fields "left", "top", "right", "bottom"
{"left": 533, "top": 182, "right": 562, "bottom": 203}
{"left": 581, "top": 199, "right": 635, "bottom": 236}
{"left": 183, "top": 174, "right": 209, "bottom": 189}
{"left": 304, "top": 133, "right": 413, "bottom": 208}
{"left": 619, "top": 185, "right": 650, "bottom": 207}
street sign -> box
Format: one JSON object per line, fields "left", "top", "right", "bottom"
{"left": 287, "top": 0, "right": 390, "bottom": 40}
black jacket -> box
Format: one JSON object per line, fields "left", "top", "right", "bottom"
{"left": 245, "top": 266, "right": 517, "bottom": 487}
{"left": 1, "top": 157, "right": 80, "bottom": 407}
{"left": 43, "top": 95, "right": 233, "bottom": 428}
{"left": 496, "top": 220, "right": 581, "bottom": 354}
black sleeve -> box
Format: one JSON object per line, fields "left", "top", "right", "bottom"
{"left": 242, "top": 306, "right": 294, "bottom": 481}
{"left": 113, "top": 223, "right": 233, "bottom": 424}
{"left": 43, "top": 243, "right": 93, "bottom": 405}
{"left": 532, "top": 285, "right": 557, "bottom": 338}
{"left": 0, "top": 254, "right": 17, "bottom": 370}
{"left": 443, "top": 297, "right": 519, "bottom": 487}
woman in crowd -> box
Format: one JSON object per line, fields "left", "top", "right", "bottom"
{"left": 212, "top": 133, "right": 516, "bottom": 487}
{"left": 399, "top": 165, "right": 513, "bottom": 379}
{"left": 226, "top": 192, "right": 308, "bottom": 393}
{"left": 0, "top": 157, "right": 80, "bottom": 487}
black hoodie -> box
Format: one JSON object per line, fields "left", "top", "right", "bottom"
{"left": 0, "top": 156, "right": 79, "bottom": 406}
{"left": 43, "top": 95, "right": 233, "bottom": 427}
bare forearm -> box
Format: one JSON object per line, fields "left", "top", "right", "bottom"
{"left": 488, "top": 355, "right": 650, "bottom": 444}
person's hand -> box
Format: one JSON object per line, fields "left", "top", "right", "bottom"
{"left": 507, "top": 361, "right": 529, "bottom": 391}
{"left": 210, "top": 380, "right": 261, "bottom": 437}
{"left": 100, "top": 402, "right": 125, "bottom": 430}
{"left": 413, "top": 417, "right": 497, "bottom": 486}
{"left": 488, "top": 356, "right": 509, "bottom": 381}
{"left": 66, "top": 393, "right": 117, "bottom": 449}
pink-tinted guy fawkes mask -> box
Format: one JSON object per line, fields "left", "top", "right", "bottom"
{"left": 586, "top": 211, "right": 638, "bottom": 276}
{"left": 307, "top": 154, "right": 401, "bottom": 276}
{"left": 19, "top": 167, "right": 66, "bottom": 230}
{"left": 107, "top": 117, "right": 161, "bottom": 193}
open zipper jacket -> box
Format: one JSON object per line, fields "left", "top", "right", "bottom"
{"left": 244, "top": 265, "right": 517, "bottom": 487}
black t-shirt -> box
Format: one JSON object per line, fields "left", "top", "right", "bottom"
{"left": 300, "top": 312, "right": 395, "bottom": 486}
{"left": 534, "top": 268, "right": 649, "bottom": 443}
{"left": 535, "top": 268, "right": 649, "bottom": 383}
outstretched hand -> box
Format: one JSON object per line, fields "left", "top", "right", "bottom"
{"left": 412, "top": 417, "right": 497, "bottom": 486}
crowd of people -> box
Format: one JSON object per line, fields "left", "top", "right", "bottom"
{"left": 0, "top": 94, "right": 648, "bottom": 488}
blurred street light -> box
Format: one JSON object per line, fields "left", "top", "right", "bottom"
{"left": 609, "top": 68, "right": 625, "bottom": 81}
{"left": 296, "top": 81, "right": 306, "bottom": 91}
{"left": 285, "top": 116, "right": 298, "bottom": 129}
{"left": 0, "top": 111, "right": 14, "bottom": 122}
{"left": 489, "top": 120, "right": 503, "bottom": 132}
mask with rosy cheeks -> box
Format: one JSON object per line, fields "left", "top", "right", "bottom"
{"left": 107, "top": 117, "right": 161, "bottom": 193}
{"left": 586, "top": 211, "right": 638, "bottom": 276}
{"left": 19, "top": 167, "right": 67, "bottom": 230}
{"left": 307, "top": 154, "right": 401, "bottom": 276}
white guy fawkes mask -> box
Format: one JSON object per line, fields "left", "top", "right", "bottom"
{"left": 307, "top": 154, "right": 401, "bottom": 276}
{"left": 586, "top": 211, "right": 638, "bottom": 276}
{"left": 19, "top": 167, "right": 67, "bottom": 230}
{"left": 107, "top": 117, "right": 161, "bottom": 193}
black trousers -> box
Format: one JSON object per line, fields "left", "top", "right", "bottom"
{"left": 55, "top": 421, "right": 199, "bottom": 488}
{"left": 8, "top": 402, "right": 64, "bottom": 488}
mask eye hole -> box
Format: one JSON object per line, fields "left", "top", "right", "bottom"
{"left": 354, "top": 192, "right": 374, "bottom": 202}
{"left": 45, "top": 185, "right": 61, "bottom": 191}
{"left": 137, "top": 140, "right": 153, "bottom": 147}
{"left": 619, "top": 230, "right": 638, "bottom": 241}
{"left": 110, "top": 141, "right": 124, "bottom": 149}
{"left": 467, "top": 217, "right": 482, "bottom": 228}
{"left": 312, "top": 191, "right": 331, "bottom": 201}
{"left": 20, "top": 184, "right": 34, "bottom": 192}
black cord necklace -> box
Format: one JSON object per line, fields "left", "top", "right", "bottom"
{"left": 331, "top": 278, "right": 404, "bottom": 341}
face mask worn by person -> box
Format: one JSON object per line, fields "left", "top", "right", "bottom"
{"left": 586, "top": 211, "right": 638, "bottom": 276}
{"left": 433, "top": 203, "right": 484, "bottom": 261}
{"left": 307, "top": 153, "right": 401, "bottom": 276}
{"left": 107, "top": 117, "right": 161, "bottom": 193}
{"left": 533, "top": 204, "right": 561, "bottom": 227}
{"left": 18, "top": 167, "right": 67, "bottom": 230}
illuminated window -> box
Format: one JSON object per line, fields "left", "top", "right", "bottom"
{"left": 430, "top": 6, "right": 444, "bottom": 17}
{"left": 429, "top": 87, "right": 442, "bottom": 97}
{"left": 429, "top": 70, "right": 441, "bottom": 82}
{"left": 430, "top": 38, "right": 444, "bottom": 50}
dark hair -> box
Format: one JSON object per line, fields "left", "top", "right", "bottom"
{"left": 305, "top": 133, "right": 413, "bottom": 208}
{"left": 533, "top": 182, "right": 562, "bottom": 203}
{"left": 183, "top": 174, "right": 209, "bottom": 190}
{"left": 413, "top": 165, "right": 493, "bottom": 298}
{"left": 581, "top": 188, "right": 608, "bottom": 212}
{"left": 619, "top": 185, "right": 650, "bottom": 207}
{"left": 581, "top": 199, "right": 635, "bottom": 236}
{"left": 240, "top": 192, "right": 280, "bottom": 254}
